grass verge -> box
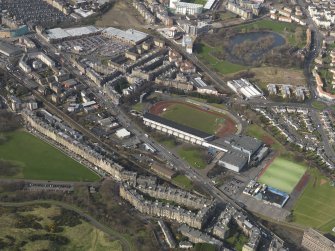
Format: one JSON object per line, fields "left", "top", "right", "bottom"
{"left": 0, "top": 131, "right": 99, "bottom": 181}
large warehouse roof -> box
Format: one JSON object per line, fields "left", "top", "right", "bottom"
{"left": 224, "top": 135, "right": 263, "bottom": 155}
{"left": 103, "top": 27, "right": 148, "bottom": 44}
{"left": 219, "top": 150, "right": 249, "bottom": 170}
{"left": 143, "top": 113, "right": 213, "bottom": 139}
{"left": 46, "top": 26, "right": 100, "bottom": 40}
{"left": 0, "top": 41, "right": 22, "bottom": 57}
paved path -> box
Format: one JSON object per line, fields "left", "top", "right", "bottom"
{"left": 0, "top": 200, "right": 133, "bottom": 251}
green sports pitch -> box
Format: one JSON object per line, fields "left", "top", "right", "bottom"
{"left": 258, "top": 157, "right": 307, "bottom": 193}
{"left": 161, "top": 103, "right": 225, "bottom": 134}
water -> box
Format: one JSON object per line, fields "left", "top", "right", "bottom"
{"left": 226, "top": 31, "right": 286, "bottom": 65}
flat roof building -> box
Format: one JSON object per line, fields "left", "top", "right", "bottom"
{"left": 151, "top": 163, "right": 177, "bottom": 180}
{"left": 103, "top": 27, "right": 149, "bottom": 45}
{"left": 302, "top": 228, "right": 335, "bottom": 251}
{"left": 44, "top": 26, "right": 101, "bottom": 42}
{"left": 0, "top": 41, "right": 22, "bottom": 57}
{"left": 218, "top": 150, "right": 249, "bottom": 172}
{"left": 115, "top": 128, "right": 131, "bottom": 139}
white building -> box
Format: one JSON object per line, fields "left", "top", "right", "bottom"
{"left": 227, "top": 78, "right": 263, "bottom": 99}
{"left": 115, "top": 128, "right": 131, "bottom": 139}
{"left": 170, "top": 0, "right": 203, "bottom": 15}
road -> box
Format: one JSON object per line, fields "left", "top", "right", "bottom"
{"left": 0, "top": 200, "right": 132, "bottom": 251}
{"left": 297, "top": 0, "right": 323, "bottom": 102}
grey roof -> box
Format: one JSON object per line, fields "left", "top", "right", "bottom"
{"left": 103, "top": 27, "right": 148, "bottom": 44}
{"left": 0, "top": 41, "right": 22, "bottom": 56}
{"left": 143, "top": 113, "right": 213, "bottom": 139}
{"left": 219, "top": 150, "right": 249, "bottom": 168}
{"left": 224, "top": 135, "right": 262, "bottom": 155}
{"left": 46, "top": 26, "right": 100, "bottom": 40}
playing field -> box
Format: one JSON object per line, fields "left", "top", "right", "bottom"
{"left": 0, "top": 131, "right": 100, "bottom": 181}
{"left": 149, "top": 101, "right": 236, "bottom": 136}
{"left": 293, "top": 169, "right": 335, "bottom": 235}
{"left": 258, "top": 157, "right": 306, "bottom": 193}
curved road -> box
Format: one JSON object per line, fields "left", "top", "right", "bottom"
{"left": 0, "top": 200, "right": 132, "bottom": 251}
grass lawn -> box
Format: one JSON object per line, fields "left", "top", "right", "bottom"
{"left": 153, "top": 134, "right": 178, "bottom": 149}
{"left": 224, "top": 228, "right": 249, "bottom": 251}
{"left": 184, "top": 0, "right": 207, "bottom": 4}
{"left": 293, "top": 168, "right": 335, "bottom": 235}
{"left": 172, "top": 175, "right": 193, "bottom": 190}
{"left": 245, "top": 124, "right": 284, "bottom": 152}
{"left": 311, "top": 100, "right": 327, "bottom": 111}
{"left": 237, "top": 19, "right": 297, "bottom": 34}
{"left": 250, "top": 67, "right": 306, "bottom": 91}
{"left": 258, "top": 157, "right": 307, "bottom": 193}
{"left": 195, "top": 43, "right": 247, "bottom": 75}
{"left": 0, "top": 204, "right": 122, "bottom": 251}
{"left": 195, "top": 243, "right": 216, "bottom": 251}
{"left": 131, "top": 102, "right": 146, "bottom": 112}
{"left": 177, "top": 146, "right": 207, "bottom": 169}
{"left": 220, "top": 12, "right": 238, "bottom": 21}
{"left": 236, "top": 19, "right": 305, "bottom": 48}
{"left": 161, "top": 103, "right": 225, "bottom": 134}
{"left": 0, "top": 131, "right": 100, "bottom": 181}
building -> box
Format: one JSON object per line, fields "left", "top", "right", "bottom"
{"left": 151, "top": 163, "right": 177, "bottom": 180}
{"left": 103, "top": 27, "right": 149, "bottom": 45}
{"left": 0, "top": 25, "right": 29, "bottom": 38}
{"left": 0, "top": 41, "right": 22, "bottom": 57}
{"left": 227, "top": 0, "right": 253, "bottom": 20}
{"left": 227, "top": 78, "right": 263, "bottom": 99}
{"left": 178, "top": 224, "right": 223, "bottom": 248}
{"left": 143, "top": 113, "right": 215, "bottom": 146}
{"left": 158, "top": 220, "right": 177, "bottom": 248}
{"left": 120, "top": 183, "right": 216, "bottom": 229}
{"left": 170, "top": 0, "right": 203, "bottom": 15}
{"left": 218, "top": 150, "right": 249, "bottom": 172}
{"left": 42, "top": 26, "right": 101, "bottom": 42}
{"left": 301, "top": 228, "right": 335, "bottom": 251}
{"left": 115, "top": 128, "right": 131, "bottom": 139}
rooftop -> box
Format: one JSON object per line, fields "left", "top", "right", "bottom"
{"left": 220, "top": 150, "right": 249, "bottom": 167}
{"left": 103, "top": 27, "right": 148, "bottom": 44}
{"left": 224, "top": 135, "right": 263, "bottom": 155}
{"left": 46, "top": 26, "right": 100, "bottom": 40}
{"left": 143, "top": 113, "right": 213, "bottom": 139}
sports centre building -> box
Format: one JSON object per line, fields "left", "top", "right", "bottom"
{"left": 143, "top": 113, "right": 268, "bottom": 172}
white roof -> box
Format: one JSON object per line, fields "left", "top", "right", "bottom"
{"left": 103, "top": 27, "right": 148, "bottom": 43}
{"left": 204, "top": 0, "right": 215, "bottom": 9}
{"left": 115, "top": 128, "right": 131, "bottom": 138}
{"left": 46, "top": 26, "right": 100, "bottom": 40}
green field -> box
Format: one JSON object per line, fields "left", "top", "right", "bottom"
{"left": 177, "top": 146, "right": 207, "bottom": 169}
{"left": 311, "top": 100, "right": 327, "bottom": 111}
{"left": 172, "top": 175, "right": 193, "bottom": 190}
{"left": 293, "top": 169, "right": 335, "bottom": 235}
{"left": 237, "top": 20, "right": 298, "bottom": 34}
{"left": 195, "top": 43, "right": 247, "bottom": 75}
{"left": 236, "top": 19, "right": 305, "bottom": 48}
{"left": 258, "top": 157, "right": 307, "bottom": 193}
{"left": 161, "top": 103, "right": 225, "bottom": 134}
{"left": 0, "top": 131, "right": 100, "bottom": 181}
{"left": 0, "top": 204, "right": 122, "bottom": 251}
{"left": 184, "top": 0, "right": 207, "bottom": 4}
{"left": 245, "top": 124, "right": 284, "bottom": 152}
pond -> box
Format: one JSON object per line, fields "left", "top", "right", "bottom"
{"left": 225, "top": 31, "right": 286, "bottom": 65}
